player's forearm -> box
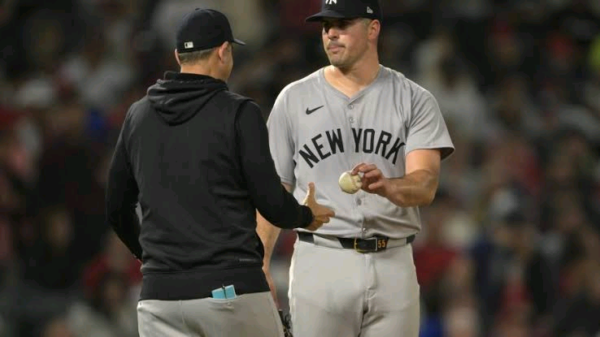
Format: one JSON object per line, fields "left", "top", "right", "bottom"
{"left": 256, "top": 211, "right": 282, "bottom": 270}
{"left": 384, "top": 169, "right": 438, "bottom": 207}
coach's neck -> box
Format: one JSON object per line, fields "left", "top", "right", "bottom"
{"left": 175, "top": 48, "right": 230, "bottom": 82}
{"left": 180, "top": 64, "right": 227, "bottom": 82}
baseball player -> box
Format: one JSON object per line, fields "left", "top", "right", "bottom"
{"left": 257, "top": 0, "right": 455, "bottom": 336}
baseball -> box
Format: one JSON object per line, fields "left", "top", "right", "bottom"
{"left": 338, "top": 171, "right": 362, "bottom": 194}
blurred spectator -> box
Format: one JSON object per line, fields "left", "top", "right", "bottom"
{"left": 67, "top": 271, "right": 138, "bottom": 337}
{"left": 487, "top": 20, "right": 528, "bottom": 87}
{"left": 82, "top": 232, "right": 142, "bottom": 301}
{"left": 490, "top": 74, "right": 545, "bottom": 139}
{"left": 36, "top": 95, "right": 109, "bottom": 266}
{"left": 470, "top": 211, "right": 556, "bottom": 335}
{"left": 275, "top": 0, "right": 322, "bottom": 36}
{"left": 58, "top": 27, "right": 136, "bottom": 113}
{"left": 418, "top": 52, "right": 491, "bottom": 141}
{"left": 583, "top": 56, "right": 600, "bottom": 114}
{"left": 41, "top": 316, "right": 76, "bottom": 337}
{"left": 414, "top": 191, "right": 461, "bottom": 335}
{"left": 553, "top": 259, "right": 600, "bottom": 337}
{"left": 20, "top": 205, "right": 79, "bottom": 291}
{"left": 442, "top": 295, "right": 481, "bottom": 337}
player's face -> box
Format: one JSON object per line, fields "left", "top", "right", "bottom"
{"left": 321, "top": 18, "right": 370, "bottom": 69}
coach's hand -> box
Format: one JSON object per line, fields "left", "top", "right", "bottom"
{"left": 352, "top": 163, "right": 390, "bottom": 197}
{"left": 303, "top": 182, "right": 335, "bottom": 231}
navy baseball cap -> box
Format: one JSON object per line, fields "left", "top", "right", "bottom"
{"left": 306, "top": 0, "right": 382, "bottom": 22}
{"left": 176, "top": 8, "right": 245, "bottom": 53}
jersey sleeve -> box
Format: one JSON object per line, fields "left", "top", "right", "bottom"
{"left": 266, "top": 87, "right": 296, "bottom": 185}
{"left": 405, "top": 88, "right": 455, "bottom": 160}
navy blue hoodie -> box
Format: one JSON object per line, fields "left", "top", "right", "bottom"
{"left": 105, "top": 71, "right": 313, "bottom": 300}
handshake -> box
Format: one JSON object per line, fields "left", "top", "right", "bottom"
{"left": 302, "top": 182, "right": 335, "bottom": 231}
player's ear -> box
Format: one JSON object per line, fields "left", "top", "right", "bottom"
{"left": 174, "top": 49, "right": 181, "bottom": 66}
{"left": 368, "top": 19, "right": 380, "bottom": 41}
{"left": 217, "top": 42, "right": 230, "bottom": 64}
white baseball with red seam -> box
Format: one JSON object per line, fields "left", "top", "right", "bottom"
{"left": 338, "top": 171, "right": 362, "bottom": 194}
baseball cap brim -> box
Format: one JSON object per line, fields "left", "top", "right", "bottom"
{"left": 305, "top": 9, "right": 348, "bottom": 22}
{"left": 233, "top": 38, "right": 246, "bottom": 46}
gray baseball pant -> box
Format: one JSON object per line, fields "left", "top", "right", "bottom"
{"left": 288, "top": 235, "right": 420, "bottom": 337}
{"left": 137, "top": 291, "right": 284, "bottom": 337}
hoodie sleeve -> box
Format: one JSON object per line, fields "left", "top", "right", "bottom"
{"left": 106, "top": 112, "right": 143, "bottom": 259}
{"left": 235, "top": 101, "right": 314, "bottom": 229}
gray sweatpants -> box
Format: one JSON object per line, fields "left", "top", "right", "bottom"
{"left": 137, "top": 291, "right": 284, "bottom": 337}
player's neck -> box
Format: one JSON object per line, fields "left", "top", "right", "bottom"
{"left": 179, "top": 64, "right": 227, "bottom": 82}
{"left": 326, "top": 55, "right": 380, "bottom": 96}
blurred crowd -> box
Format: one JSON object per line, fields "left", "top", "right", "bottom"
{"left": 1, "top": 0, "right": 600, "bottom": 336}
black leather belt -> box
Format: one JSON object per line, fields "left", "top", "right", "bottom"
{"left": 297, "top": 232, "right": 415, "bottom": 253}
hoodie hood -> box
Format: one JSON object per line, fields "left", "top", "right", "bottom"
{"left": 147, "top": 71, "right": 228, "bottom": 125}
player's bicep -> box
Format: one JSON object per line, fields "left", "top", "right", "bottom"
{"left": 405, "top": 89, "right": 454, "bottom": 160}
{"left": 405, "top": 149, "right": 441, "bottom": 177}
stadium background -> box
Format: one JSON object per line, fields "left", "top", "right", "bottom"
{"left": 1, "top": 0, "right": 600, "bottom": 336}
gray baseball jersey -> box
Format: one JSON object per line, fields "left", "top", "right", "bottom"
{"left": 267, "top": 65, "right": 454, "bottom": 239}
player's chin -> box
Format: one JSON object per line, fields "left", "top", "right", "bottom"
{"left": 328, "top": 57, "right": 347, "bottom": 68}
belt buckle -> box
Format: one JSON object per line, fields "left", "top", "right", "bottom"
{"left": 353, "top": 237, "right": 379, "bottom": 253}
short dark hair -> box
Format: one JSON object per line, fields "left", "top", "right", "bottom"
{"left": 177, "top": 47, "right": 216, "bottom": 65}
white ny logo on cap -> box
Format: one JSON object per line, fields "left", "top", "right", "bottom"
{"left": 325, "top": 0, "right": 337, "bottom": 4}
